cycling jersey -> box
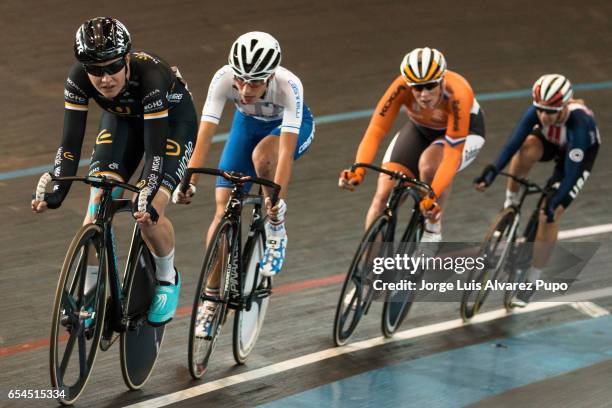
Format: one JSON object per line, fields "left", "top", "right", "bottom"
{"left": 201, "top": 65, "right": 304, "bottom": 134}
{"left": 52, "top": 51, "right": 192, "bottom": 206}
{"left": 493, "top": 102, "right": 600, "bottom": 210}
{"left": 355, "top": 70, "right": 482, "bottom": 198}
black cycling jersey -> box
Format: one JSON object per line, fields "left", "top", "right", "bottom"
{"left": 49, "top": 51, "right": 191, "bottom": 208}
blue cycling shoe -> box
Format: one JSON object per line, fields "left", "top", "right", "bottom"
{"left": 148, "top": 270, "right": 181, "bottom": 326}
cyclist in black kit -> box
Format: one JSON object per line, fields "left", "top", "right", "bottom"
{"left": 31, "top": 17, "right": 197, "bottom": 325}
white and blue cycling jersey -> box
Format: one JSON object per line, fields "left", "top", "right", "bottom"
{"left": 201, "top": 65, "right": 314, "bottom": 189}
{"left": 202, "top": 65, "right": 306, "bottom": 133}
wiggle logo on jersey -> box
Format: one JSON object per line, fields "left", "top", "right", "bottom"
{"left": 96, "top": 130, "right": 113, "bottom": 145}
{"left": 54, "top": 147, "right": 64, "bottom": 166}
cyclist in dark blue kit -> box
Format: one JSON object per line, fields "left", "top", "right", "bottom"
{"left": 31, "top": 17, "right": 197, "bottom": 325}
{"left": 475, "top": 74, "right": 600, "bottom": 306}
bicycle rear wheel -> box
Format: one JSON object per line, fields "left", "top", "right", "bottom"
{"left": 50, "top": 223, "right": 108, "bottom": 405}
{"left": 381, "top": 211, "right": 423, "bottom": 337}
{"left": 461, "top": 207, "right": 517, "bottom": 321}
{"left": 232, "top": 229, "right": 268, "bottom": 364}
{"left": 188, "top": 218, "right": 234, "bottom": 379}
{"left": 120, "top": 228, "right": 165, "bottom": 390}
{"left": 333, "top": 216, "right": 389, "bottom": 346}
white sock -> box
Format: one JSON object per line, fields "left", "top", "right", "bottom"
{"left": 526, "top": 266, "right": 543, "bottom": 282}
{"left": 504, "top": 189, "right": 519, "bottom": 208}
{"left": 267, "top": 199, "right": 287, "bottom": 236}
{"left": 424, "top": 220, "right": 441, "bottom": 235}
{"left": 84, "top": 265, "right": 99, "bottom": 294}
{"left": 152, "top": 249, "right": 176, "bottom": 284}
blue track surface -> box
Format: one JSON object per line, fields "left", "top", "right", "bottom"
{"left": 260, "top": 315, "right": 612, "bottom": 408}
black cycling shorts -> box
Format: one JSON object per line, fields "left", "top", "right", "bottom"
{"left": 382, "top": 110, "right": 485, "bottom": 178}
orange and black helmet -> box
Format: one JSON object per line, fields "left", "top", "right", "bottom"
{"left": 400, "top": 47, "right": 447, "bottom": 86}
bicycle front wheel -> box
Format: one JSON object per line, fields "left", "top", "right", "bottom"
{"left": 461, "top": 207, "right": 517, "bottom": 321}
{"left": 188, "top": 218, "right": 234, "bottom": 379}
{"left": 49, "top": 223, "right": 108, "bottom": 405}
{"left": 381, "top": 211, "right": 424, "bottom": 337}
{"left": 232, "top": 229, "right": 268, "bottom": 364}
{"left": 333, "top": 216, "right": 390, "bottom": 346}
{"left": 504, "top": 208, "right": 539, "bottom": 310}
{"left": 120, "top": 229, "right": 165, "bottom": 390}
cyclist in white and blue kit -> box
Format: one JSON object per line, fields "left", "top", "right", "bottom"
{"left": 175, "top": 31, "right": 314, "bottom": 335}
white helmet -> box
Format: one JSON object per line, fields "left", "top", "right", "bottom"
{"left": 532, "top": 74, "right": 573, "bottom": 110}
{"left": 228, "top": 32, "right": 281, "bottom": 80}
{"left": 400, "top": 47, "right": 447, "bottom": 85}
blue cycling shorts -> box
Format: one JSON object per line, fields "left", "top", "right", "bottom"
{"left": 216, "top": 104, "right": 314, "bottom": 189}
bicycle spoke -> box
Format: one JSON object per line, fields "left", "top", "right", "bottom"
{"left": 59, "top": 325, "right": 80, "bottom": 377}
{"left": 78, "top": 331, "right": 87, "bottom": 377}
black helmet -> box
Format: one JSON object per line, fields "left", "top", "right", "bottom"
{"left": 74, "top": 17, "right": 131, "bottom": 63}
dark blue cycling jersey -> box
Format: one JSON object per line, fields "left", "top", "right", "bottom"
{"left": 493, "top": 103, "right": 600, "bottom": 211}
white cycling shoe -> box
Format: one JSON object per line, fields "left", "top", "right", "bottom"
{"left": 260, "top": 222, "right": 287, "bottom": 277}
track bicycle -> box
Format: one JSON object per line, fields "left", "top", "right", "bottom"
{"left": 460, "top": 172, "right": 547, "bottom": 321}
{"left": 333, "top": 163, "right": 434, "bottom": 346}
{"left": 182, "top": 168, "right": 280, "bottom": 379}
{"left": 37, "top": 174, "right": 164, "bottom": 405}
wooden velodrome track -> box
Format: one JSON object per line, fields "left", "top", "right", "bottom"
{"left": 1, "top": 1, "right": 611, "bottom": 407}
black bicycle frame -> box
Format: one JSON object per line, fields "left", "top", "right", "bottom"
{"left": 497, "top": 172, "right": 548, "bottom": 271}
{"left": 52, "top": 175, "right": 141, "bottom": 333}
{"left": 352, "top": 162, "right": 432, "bottom": 245}
{"left": 182, "top": 168, "right": 279, "bottom": 311}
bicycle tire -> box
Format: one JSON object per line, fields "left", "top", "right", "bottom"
{"left": 49, "top": 223, "right": 108, "bottom": 405}
{"left": 461, "top": 207, "right": 518, "bottom": 321}
{"left": 504, "top": 208, "right": 539, "bottom": 310}
{"left": 188, "top": 218, "right": 234, "bottom": 379}
{"left": 333, "top": 216, "right": 389, "bottom": 346}
{"left": 232, "top": 229, "right": 267, "bottom": 364}
{"left": 381, "top": 210, "right": 423, "bottom": 337}
{"left": 120, "top": 230, "right": 165, "bottom": 390}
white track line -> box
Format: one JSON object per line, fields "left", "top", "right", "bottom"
{"left": 125, "top": 224, "right": 612, "bottom": 408}
{"left": 570, "top": 301, "right": 610, "bottom": 318}
{"left": 558, "top": 223, "right": 612, "bottom": 240}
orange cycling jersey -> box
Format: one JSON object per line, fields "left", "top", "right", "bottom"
{"left": 355, "top": 70, "right": 477, "bottom": 198}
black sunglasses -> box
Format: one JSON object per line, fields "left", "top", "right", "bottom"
{"left": 83, "top": 58, "right": 127, "bottom": 77}
{"left": 535, "top": 107, "right": 561, "bottom": 114}
{"left": 411, "top": 82, "right": 440, "bottom": 92}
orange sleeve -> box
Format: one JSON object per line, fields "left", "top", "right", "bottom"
{"left": 355, "top": 76, "right": 409, "bottom": 166}
{"left": 445, "top": 72, "right": 474, "bottom": 138}
{"left": 431, "top": 141, "right": 462, "bottom": 197}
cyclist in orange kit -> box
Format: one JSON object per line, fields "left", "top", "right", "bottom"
{"left": 339, "top": 47, "right": 485, "bottom": 246}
